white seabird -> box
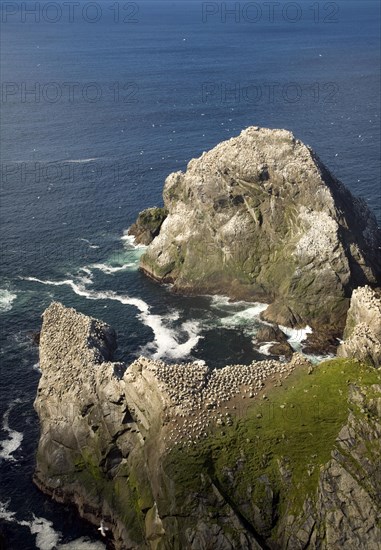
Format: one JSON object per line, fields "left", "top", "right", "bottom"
{"left": 98, "top": 520, "right": 109, "bottom": 537}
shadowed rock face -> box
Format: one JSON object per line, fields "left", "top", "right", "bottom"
{"left": 128, "top": 207, "right": 168, "bottom": 246}
{"left": 34, "top": 302, "right": 381, "bottom": 550}
{"left": 131, "top": 127, "right": 381, "bottom": 335}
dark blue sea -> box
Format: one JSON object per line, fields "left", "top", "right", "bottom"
{"left": 0, "top": 1, "right": 380, "bottom": 547}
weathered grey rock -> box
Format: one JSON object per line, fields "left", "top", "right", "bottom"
{"left": 34, "top": 302, "right": 147, "bottom": 549}
{"left": 255, "top": 325, "right": 294, "bottom": 359}
{"left": 34, "top": 303, "right": 285, "bottom": 549}
{"left": 34, "top": 303, "right": 381, "bottom": 550}
{"left": 133, "top": 127, "right": 381, "bottom": 339}
{"left": 338, "top": 285, "right": 381, "bottom": 366}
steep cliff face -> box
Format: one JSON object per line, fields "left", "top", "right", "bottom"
{"left": 277, "top": 383, "right": 381, "bottom": 549}
{"left": 34, "top": 302, "right": 381, "bottom": 550}
{"left": 35, "top": 302, "right": 169, "bottom": 548}
{"left": 338, "top": 285, "right": 381, "bottom": 366}
{"left": 34, "top": 302, "right": 284, "bottom": 549}
{"left": 131, "top": 127, "right": 381, "bottom": 333}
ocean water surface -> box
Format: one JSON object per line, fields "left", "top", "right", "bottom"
{"left": 0, "top": 1, "right": 380, "bottom": 547}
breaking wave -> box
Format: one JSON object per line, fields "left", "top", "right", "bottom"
{"left": 0, "top": 501, "right": 105, "bottom": 550}
{"left": 23, "top": 275, "right": 201, "bottom": 361}
{"left": 91, "top": 262, "right": 137, "bottom": 274}
{"left": 279, "top": 324, "right": 313, "bottom": 350}
{"left": 0, "top": 399, "right": 23, "bottom": 462}
{"left": 0, "top": 289, "right": 17, "bottom": 313}
{"left": 87, "top": 233, "right": 147, "bottom": 275}
{"left": 209, "top": 295, "right": 268, "bottom": 335}
{"left": 120, "top": 233, "right": 147, "bottom": 249}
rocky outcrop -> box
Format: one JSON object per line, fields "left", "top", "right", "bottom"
{"left": 128, "top": 207, "right": 167, "bottom": 246}
{"left": 131, "top": 127, "right": 381, "bottom": 337}
{"left": 35, "top": 302, "right": 381, "bottom": 549}
{"left": 34, "top": 302, "right": 293, "bottom": 549}
{"left": 255, "top": 325, "right": 294, "bottom": 360}
{"left": 338, "top": 285, "right": 381, "bottom": 366}
{"left": 33, "top": 303, "right": 140, "bottom": 548}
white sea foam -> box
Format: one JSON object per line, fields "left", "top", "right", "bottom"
{"left": 209, "top": 296, "right": 268, "bottom": 335}
{"left": 25, "top": 276, "right": 93, "bottom": 299}
{"left": 279, "top": 325, "right": 313, "bottom": 350}
{"left": 140, "top": 315, "right": 202, "bottom": 360}
{"left": 210, "top": 295, "right": 268, "bottom": 314}
{"left": 24, "top": 274, "right": 329, "bottom": 363}
{"left": 66, "top": 158, "right": 98, "bottom": 164}
{"left": 121, "top": 233, "right": 134, "bottom": 242}
{"left": 80, "top": 266, "right": 93, "bottom": 276}
{"left": 91, "top": 289, "right": 151, "bottom": 313}
{"left": 121, "top": 233, "right": 147, "bottom": 249}
{"left": 24, "top": 277, "right": 150, "bottom": 313}
{"left": 32, "top": 362, "right": 41, "bottom": 372}
{"left": 0, "top": 400, "right": 23, "bottom": 462}
{"left": 209, "top": 295, "right": 240, "bottom": 309}
{"left": 0, "top": 500, "right": 16, "bottom": 522}
{"left": 278, "top": 324, "right": 335, "bottom": 362}
{"left": 24, "top": 516, "right": 61, "bottom": 550}
{"left": 87, "top": 233, "right": 146, "bottom": 275}
{"left": 219, "top": 305, "right": 268, "bottom": 330}
{"left": 0, "top": 501, "right": 105, "bottom": 550}
{"left": 24, "top": 277, "right": 200, "bottom": 360}
{"left": 58, "top": 538, "right": 106, "bottom": 549}
{"left": 163, "top": 310, "right": 180, "bottom": 322}
{"left": 0, "top": 289, "right": 17, "bottom": 312}
{"left": 91, "top": 262, "right": 136, "bottom": 274}
{"left": 258, "top": 342, "right": 277, "bottom": 356}
{"left": 210, "top": 298, "right": 327, "bottom": 362}
{"left": 76, "top": 269, "right": 94, "bottom": 287}
{"left": 78, "top": 238, "right": 100, "bottom": 249}
{"left": 257, "top": 325, "right": 333, "bottom": 362}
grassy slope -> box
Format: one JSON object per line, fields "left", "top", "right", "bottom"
{"left": 67, "top": 358, "right": 380, "bottom": 544}
{"left": 164, "top": 358, "right": 381, "bottom": 531}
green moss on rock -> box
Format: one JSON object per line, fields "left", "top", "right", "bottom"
{"left": 162, "top": 358, "right": 381, "bottom": 543}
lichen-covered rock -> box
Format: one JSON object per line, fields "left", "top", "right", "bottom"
{"left": 134, "top": 127, "right": 381, "bottom": 335}
{"left": 338, "top": 285, "right": 381, "bottom": 366}
{"left": 128, "top": 207, "right": 167, "bottom": 245}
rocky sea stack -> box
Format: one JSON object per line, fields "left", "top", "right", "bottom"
{"left": 33, "top": 129, "right": 381, "bottom": 549}
{"left": 34, "top": 299, "right": 381, "bottom": 549}
{"left": 131, "top": 127, "right": 381, "bottom": 338}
